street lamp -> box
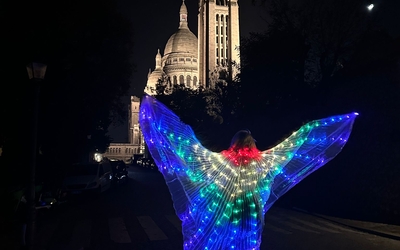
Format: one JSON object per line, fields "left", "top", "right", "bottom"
{"left": 25, "top": 61, "right": 46, "bottom": 250}
{"left": 367, "top": 4, "right": 374, "bottom": 11}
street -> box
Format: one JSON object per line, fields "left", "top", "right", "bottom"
{"left": 31, "top": 165, "right": 400, "bottom": 250}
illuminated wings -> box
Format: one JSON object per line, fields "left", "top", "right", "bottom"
{"left": 260, "top": 113, "right": 358, "bottom": 212}
{"left": 139, "top": 94, "right": 358, "bottom": 249}
{"left": 139, "top": 94, "right": 215, "bottom": 216}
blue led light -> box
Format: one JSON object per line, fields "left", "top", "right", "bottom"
{"left": 139, "top": 95, "right": 357, "bottom": 249}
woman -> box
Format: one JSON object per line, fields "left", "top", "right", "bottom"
{"left": 139, "top": 94, "right": 358, "bottom": 250}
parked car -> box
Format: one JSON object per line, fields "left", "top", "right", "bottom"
{"left": 61, "top": 161, "right": 113, "bottom": 196}
{"left": 110, "top": 160, "right": 128, "bottom": 184}
{"left": 136, "top": 157, "right": 156, "bottom": 170}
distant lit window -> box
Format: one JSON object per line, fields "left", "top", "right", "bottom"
{"left": 193, "top": 76, "right": 197, "bottom": 86}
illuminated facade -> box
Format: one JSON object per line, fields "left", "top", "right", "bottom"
{"left": 103, "top": 96, "right": 144, "bottom": 162}
{"left": 145, "top": 0, "right": 241, "bottom": 94}
{"left": 106, "top": 0, "right": 241, "bottom": 161}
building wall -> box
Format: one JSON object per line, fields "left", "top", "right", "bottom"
{"left": 104, "top": 96, "right": 144, "bottom": 163}
{"left": 198, "top": 0, "right": 240, "bottom": 87}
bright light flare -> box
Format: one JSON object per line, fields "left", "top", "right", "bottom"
{"left": 367, "top": 4, "right": 374, "bottom": 11}
{"left": 94, "top": 152, "right": 103, "bottom": 162}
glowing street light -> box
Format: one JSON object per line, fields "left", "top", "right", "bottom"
{"left": 367, "top": 4, "right": 374, "bottom": 11}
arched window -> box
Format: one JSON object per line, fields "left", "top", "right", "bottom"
{"left": 187, "top": 75, "right": 191, "bottom": 87}
{"left": 226, "top": 15, "right": 228, "bottom": 23}
{"left": 221, "top": 15, "right": 224, "bottom": 22}
{"left": 179, "top": 75, "right": 184, "bottom": 84}
{"left": 216, "top": 14, "right": 219, "bottom": 21}
{"left": 193, "top": 76, "right": 197, "bottom": 86}
{"left": 173, "top": 75, "right": 177, "bottom": 85}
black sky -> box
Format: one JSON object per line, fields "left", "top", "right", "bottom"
{"left": 109, "top": 0, "right": 400, "bottom": 142}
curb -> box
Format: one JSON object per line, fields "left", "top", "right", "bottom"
{"left": 291, "top": 207, "right": 400, "bottom": 241}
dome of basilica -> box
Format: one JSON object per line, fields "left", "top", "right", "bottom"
{"left": 164, "top": 28, "right": 198, "bottom": 56}
{"left": 164, "top": 1, "right": 197, "bottom": 56}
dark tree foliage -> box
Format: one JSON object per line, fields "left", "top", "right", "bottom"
{"left": 154, "top": 78, "right": 242, "bottom": 151}
{"left": 0, "top": 0, "right": 134, "bottom": 187}
{"left": 240, "top": 0, "right": 400, "bottom": 223}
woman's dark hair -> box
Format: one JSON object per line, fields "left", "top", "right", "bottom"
{"left": 230, "top": 130, "right": 257, "bottom": 149}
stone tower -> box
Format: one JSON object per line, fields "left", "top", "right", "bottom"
{"left": 198, "top": 0, "right": 240, "bottom": 88}
{"left": 129, "top": 96, "right": 141, "bottom": 146}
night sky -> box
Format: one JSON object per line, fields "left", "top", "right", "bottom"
{"left": 108, "top": 0, "right": 400, "bottom": 142}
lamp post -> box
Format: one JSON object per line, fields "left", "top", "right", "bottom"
{"left": 25, "top": 62, "right": 46, "bottom": 250}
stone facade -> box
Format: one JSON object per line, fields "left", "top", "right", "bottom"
{"left": 106, "top": 0, "right": 241, "bottom": 162}
{"left": 145, "top": 0, "right": 240, "bottom": 94}
{"left": 103, "top": 96, "right": 144, "bottom": 162}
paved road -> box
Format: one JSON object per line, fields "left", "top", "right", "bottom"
{"left": 30, "top": 166, "right": 400, "bottom": 250}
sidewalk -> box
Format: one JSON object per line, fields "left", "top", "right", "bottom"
{"left": 315, "top": 213, "right": 400, "bottom": 240}
{"left": 293, "top": 207, "right": 400, "bottom": 241}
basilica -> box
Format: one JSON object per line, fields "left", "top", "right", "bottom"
{"left": 104, "top": 0, "right": 241, "bottom": 162}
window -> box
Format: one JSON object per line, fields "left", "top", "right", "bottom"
{"left": 221, "top": 27, "right": 224, "bottom": 35}
{"left": 216, "top": 14, "right": 219, "bottom": 21}
{"left": 226, "top": 15, "right": 228, "bottom": 23}
{"left": 221, "top": 15, "right": 224, "bottom": 22}
{"left": 216, "top": 36, "right": 219, "bottom": 43}
{"left": 186, "top": 58, "right": 191, "bottom": 61}
{"left": 221, "top": 37, "right": 224, "bottom": 44}
{"left": 193, "top": 76, "right": 197, "bottom": 86}
{"left": 221, "top": 49, "right": 224, "bottom": 57}
{"left": 179, "top": 75, "right": 184, "bottom": 84}
{"left": 216, "top": 48, "right": 219, "bottom": 57}
{"left": 173, "top": 75, "right": 177, "bottom": 85}
{"left": 216, "top": 26, "right": 218, "bottom": 35}
{"left": 193, "top": 59, "right": 197, "bottom": 62}
{"left": 217, "top": 59, "right": 219, "bottom": 65}
{"left": 187, "top": 75, "right": 191, "bottom": 87}
{"left": 179, "top": 58, "right": 184, "bottom": 62}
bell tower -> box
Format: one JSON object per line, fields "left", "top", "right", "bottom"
{"left": 198, "top": 0, "right": 240, "bottom": 88}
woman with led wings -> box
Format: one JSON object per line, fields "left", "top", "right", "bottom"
{"left": 139, "top": 94, "right": 358, "bottom": 250}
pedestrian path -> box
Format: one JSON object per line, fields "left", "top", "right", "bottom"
{"left": 33, "top": 208, "right": 382, "bottom": 250}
